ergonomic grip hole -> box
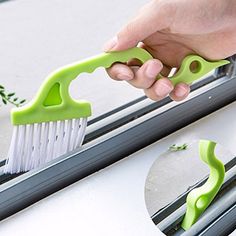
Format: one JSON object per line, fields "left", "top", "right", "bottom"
{"left": 190, "top": 60, "right": 202, "bottom": 74}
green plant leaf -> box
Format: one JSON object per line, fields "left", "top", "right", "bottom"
{"left": 7, "top": 92, "right": 15, "bottom": 97}
{"left": 0, "top": 85, "right": 26, "bottom": 107}
{"left": 2, "top": 98, "right": 7, "bottom": 105}
{"left": 169, "top": 143, "right": 188, "bottom": 152}
{"left": 19, "top": 99, "right": 26, "bottom": 104}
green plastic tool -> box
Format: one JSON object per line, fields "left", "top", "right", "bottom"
{"left": 181, "top": 140, "right": 225, "bottom": 230}
{"left": 5, "top": 47, "right": 229, "bottom": 174}
{"left": 11, "top": 47, "right": 229, "bottom": 125}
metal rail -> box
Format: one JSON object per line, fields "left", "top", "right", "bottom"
{"left": 156, "top": 165, "right": 236, "bottom": 235}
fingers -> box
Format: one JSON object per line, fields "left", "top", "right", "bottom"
{"left": 107, "top": 59, "right": 190, "bottom": 102}
{"left": 128, "top": 59, "right": 163, "bottom": 88}
{"left": 107, "top": 63, "right": 134, "bottom": 81}
{"left": 103, "top": 1, "right": 172, "bottom": 51}
{"left": 107, "top": 59, "right": 163, "bottom": 89}
{"left": 145, "top": 80, "right": 190, "bottom": 102}
{"left": 144, "top": 78, "right": 174, "bottom": 101}
{"left": 169, "top": 82, "right": 190, "bottom": 101}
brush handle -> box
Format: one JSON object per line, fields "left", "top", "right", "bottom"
{"left": 169, "top": 55, "right": 229, "bottom": 86}
{"left": 11, "top": 47, "right": 229, "bottom": 125}
{"left": 39, "top": 47, "right": 153, "bottom": 108}
{"left": 36, "top": 48, "right": 229, "bottom": 107}
{"left": 12, "top": 48, "right": 153, "bottom": 125}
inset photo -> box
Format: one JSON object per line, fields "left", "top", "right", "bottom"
{"left": 145, "top": 140, "right": 235, "bottom": 235}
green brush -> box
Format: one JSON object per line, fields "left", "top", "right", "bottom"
{"left": 4, "top": 47, "right": 229, "bottom": 173}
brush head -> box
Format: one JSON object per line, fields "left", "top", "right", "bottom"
{"left": 5, "top": 48, "right": 155, "bottom": 174}
{"left": 4, "top": 118, "right": 87, "bottom": 174}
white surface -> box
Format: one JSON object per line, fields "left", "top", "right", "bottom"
{"left": 0, "top": 102, "right": 236, "bottom": 236}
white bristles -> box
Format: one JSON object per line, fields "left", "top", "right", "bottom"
{"left": 4, "top": 118, "right": 87, "bottom": 174}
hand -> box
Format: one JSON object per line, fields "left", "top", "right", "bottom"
{"left": 103, "top": 0, "right": 236, "bottom": 101}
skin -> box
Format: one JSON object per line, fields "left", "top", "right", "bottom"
{"left": 103, "top": 0, "right": 236, "bottom": 101}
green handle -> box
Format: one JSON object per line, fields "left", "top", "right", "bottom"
{"left": 11, "top": 47, "right": 152, "bottom": 125}
{"left": 11, "top": 47, "right": 229, "bottom": 125}
{"left": 39, "top": 47, "right": 153, "bottom": 107}
{"left": 169, "top": 55, "right": 229, "bottom": 86}
{"left": 181, "top": 140, "right": 225, "bottom": 230}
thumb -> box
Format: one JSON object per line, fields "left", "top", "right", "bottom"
{"left": 103, "top": 1, "right": 172, "bottom": 52}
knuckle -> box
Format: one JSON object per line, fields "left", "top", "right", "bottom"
{"left": 144, "top": 90, "right": 161, "bottom": 102}
{"left": 109, "top": 67, "right": 118, "bottom": 77}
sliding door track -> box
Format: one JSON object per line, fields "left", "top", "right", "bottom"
{"left": 0, "top": 57, "right": 236, "bottom": 221}
{"left": 152, "top": 157, "right": 236, "bottom": 235}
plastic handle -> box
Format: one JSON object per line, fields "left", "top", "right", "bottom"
{"left": 169, "top": 55, "right": 229, "bottom": 86}
{"left": 38, "top": 49, "right": 228, "bottom": 106}
{"left": 30, "top": 47, "right": 154, "bottom": 107}
{"left": 181, "top": 140, "right": 225, "bottom": 230}
{"left": 11, "top": 47, "right": 153, "bottom": 125}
